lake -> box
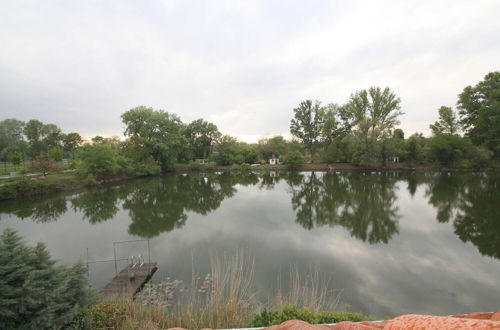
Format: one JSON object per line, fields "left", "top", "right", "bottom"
{"left": 0, "top": 171, "right": 499, "bottom": 318}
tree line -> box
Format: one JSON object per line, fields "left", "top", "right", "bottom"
{"left": 0, "top": 71, "right": 498, "bottom": 178}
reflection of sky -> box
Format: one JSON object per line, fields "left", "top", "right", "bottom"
{"left": 1, "top": 173, "right": 499, "bottom": 318}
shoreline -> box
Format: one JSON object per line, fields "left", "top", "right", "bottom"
{"left": 0, "top": 163, "right": 496, "bottom": 202}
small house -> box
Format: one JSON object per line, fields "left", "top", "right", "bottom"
{"left": 197, "top": 159, "right": 209, "bottom": 164}
{"left": 269, "top": 157, "right": 279, "bottom": 165}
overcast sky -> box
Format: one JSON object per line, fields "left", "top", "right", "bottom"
{"left": 1, "top": 0, "right": 499, "bottom": 142}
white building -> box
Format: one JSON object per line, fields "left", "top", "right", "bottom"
{"left": 269, "top": 157, "right": 279, "bottom": 165}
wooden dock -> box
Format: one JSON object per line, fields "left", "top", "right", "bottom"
{"left": 101, "top": 262, "right": 158, "bottom": 300}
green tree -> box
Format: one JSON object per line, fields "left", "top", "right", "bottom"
{"left": 77, "top": 143, "right": 121, "bottom": 180}
{"left": 430, "top": 106, "right": 461, "bottom": 135}
{"left": 284, "top": 151, "right": 304, "bottom": 170}
{"left": 457, "top": 71, "right": 500, "bottom": 158}
{"left": 0, "top": 228, "right": 92, "bottom": 329}
{"left": 184, "top": 119, "right": 221, "bottom": 159}
{"left": 290, "top": 100, "right": 325, "bottom": 161}
{"left": 11, "top": 152, "right": 24, "bottom": 170}
{"left": 121, "top": 106, "right": 184, "bottom": 171}
{"left": 62, "top": 132, "right": 83, "bottom": 158}
{"left": 258, "top": 136, "right": 288, "bottom": 161}
{"left": 41, "top": 123, "right": 63, "bottom": 151}
{"left": 321, "top": 103, "right": 350, "bottom": 144}
{"left": 49, "top": 147, "right": 64, "bottom": 162}
{"left": 427, "top": 134, "right": 471, "bottom": 167}
{"left": 0, "top": 119, "right": 26, "bottom": 161}
{"left": 342, "top": 87, "right": 403, "bottom": 166}
{"left": 23, "top": 120, "right": 63, "bottom": 157}
{"left": 405, "top": 133, "right": 426, "bottom": 165}
{"left": 23, "top": 119, "right": 45, "bottom": 157}
{"left": 121, "top": 138, "right": 161, "bottom": 176}
{"left": 212, "top": 135, "right": 238, "bottom": 165}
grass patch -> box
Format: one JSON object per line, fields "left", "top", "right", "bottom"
{"left": 0, "top": 172, "right": 85, "bottom": 201}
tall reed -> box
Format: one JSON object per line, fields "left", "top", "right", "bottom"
{"left": 98, "top": 251, "right": 348, "bottom": 329}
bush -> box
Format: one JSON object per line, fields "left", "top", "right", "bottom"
{"left": 284, "top": 151, "right": 304, "bottom": 170}
{"left": 240, "top": 163, "right": 251, "bottom": 171}
{"left": 250, "top": 304, "right": 368, "bottom": 327}
{"left": 76, "top": 144, "right": 121, "bottom": 180}
{"left": 455, "top": 159, "right": 471, "bottom": 169}
{"left": 0, "top": 228, "right": 93, "bottom": 329}
{"left": 133, "top": 159, "right": 161, "bottom": 176}
{"left": 468, "top": 146, "right": 492, "bottom": 170}
{"left": 30, "top": 155, "right": 60, "bottom": 176}
{"left": 0, "top": 179, "right": 56, "bottom": 200}
{"left": 427, "top": 134, "right": 469, "bottom": 167}
{"left": 84, "top": 301, "right": 127, "bottom": 329}
{"left": 17, "top": 168, "right": 30, "bottom": 175}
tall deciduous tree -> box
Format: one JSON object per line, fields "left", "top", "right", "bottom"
{"left": 321, "top": 103, "right": 349, "bottom": 144}
{"left": 184, "top": 119, "right": 221, "bottom": 159}
{"left": 121, "top": 106, "right": 184, "bottom": 171}
{"left": 23, "top": 120, "right": 63, "bottom": 157}
{"left": 62, "top": 132, "right": 83, "bottom": 158}
{"left": 342, "top": 87, "right": 403, "bottom": 165}
{"left": 23, "top": 119, "right": 45, "bottom": 157}
{"left": 430, "top": 106, "right": 461, "bottom": 135}
{"left": 457, "top": 71, "right": 500, "bottom": 158}
{"left": 290, "top": 100, "right": 325, "bottom": 161}
{"left": 0, "top": 119, "right": 26, "bottom": 161}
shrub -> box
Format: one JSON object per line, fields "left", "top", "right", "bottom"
{"left": 250, "top": 304, "right": 368, "bottom": 327}
{"left": 133, "top": 159, "right": 161, "bottom": 176}
{"left": 76, "top": 144, "right": 120, "bottom": 181}
{"left": 85, "top": 300, "right": 127, "bottom": 329}
{"left": 284, "top": 151, "right": 304, "bottom": 170}
{"left": 30, "top": 155, "right": 60, "bottom": 176}
{"left": 0, "top": 229, "right": 93, "bottom": 329}
{"left": 240, "top": 163, "right": 251, "bottom": 171}
{"left": 468, "top": 146, "right": 492, "bottom": 170}
{"left": 17, "top": 168, "right": 30, "bottom": 175}
{"left": 0, "top": 179, "right": 56, "bottom": 200}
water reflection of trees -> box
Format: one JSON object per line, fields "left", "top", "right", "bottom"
{"left": 425, "top": 172, "right": 500, "bottom": 259}
{"left": 123, "top": 173, "right": 239, "bottom": 237}
{"left": 289, "top": 172, "right": 400, "bottom": 244}
{"left": 71, "top": 186, "right": 127, "bottom": 223}
{"left": 1, "top": 171, "right": 498, "bottom": 257}
{"left": 0, "top": 195, "right": 68, "bottom": 223}
{"left": 70, "top": 173, "right": 249, "bottom": 238}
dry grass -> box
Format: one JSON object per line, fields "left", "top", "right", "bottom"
{"left": 270, "top": 265, "right": 341, "bottom": 313}
{"left": 94, "top": 252, "right": 344, "bottom": 329}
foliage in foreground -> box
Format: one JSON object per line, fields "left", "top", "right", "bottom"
{"left": 250, "top": 304, "right": 368, "bottom": 327}
{"left": 0, "top": 228, "right": 93, "bottom": 329}
{"left": 81, "top": 252, "right": 368, "bottom": 329}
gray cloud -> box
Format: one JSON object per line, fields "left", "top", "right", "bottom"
{"left": 1, "top": 0, "right": 499, "bottom": 141}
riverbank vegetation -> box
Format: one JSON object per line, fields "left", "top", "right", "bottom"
{"left": 0, "top": 230, "right": 368, "bottom": 329}
{"left": 0, "top": 72, "right": 499, "bottom": 198}
{"left": 85, "top": 251, "right": 369, "bottom": 329}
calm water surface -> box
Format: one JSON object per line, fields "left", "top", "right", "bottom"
{"left": 1, "top": 171, "right": 499, "bottom": 318}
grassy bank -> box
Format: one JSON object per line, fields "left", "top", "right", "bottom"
{"left": 84, "top": 253, "right": 369, "bottom": 329}
{"left": 0, "top": 172, "right": 131, "bottom": 201}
